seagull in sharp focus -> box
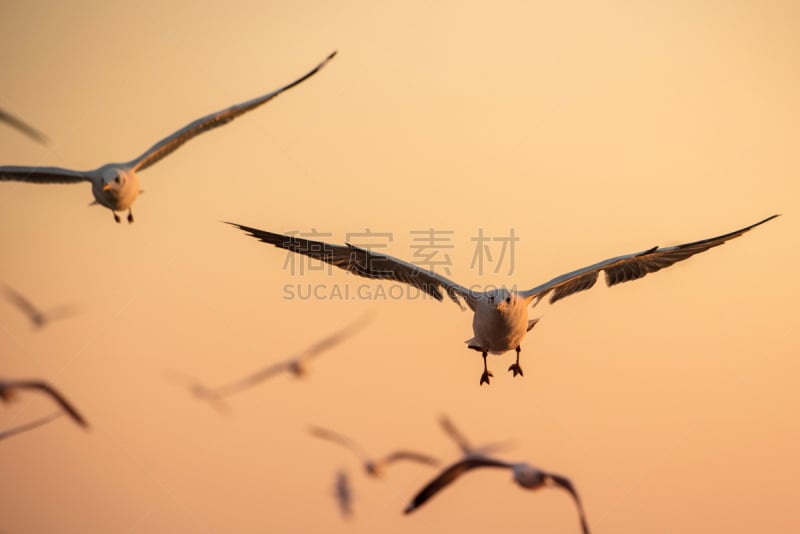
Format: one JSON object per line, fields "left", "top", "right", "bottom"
{"left": 3, "top": 284, "right": 78, "bottom": 329}
{"left": 226, "top": 214, "right": 779, "bottom": 385}
{"left": 0, "top": 108, "right": 49, "bottom": 145}
{"left": 404, "top": 456, "right": 590, "bottom": 534}
{"left": 0, "top": 52, "right": 336, "bottom": 223}
{"left": 0, "top": 411, "right": 65, "bottom": 441}
{"left": 0, "top": 379, "right": 89, "bottom": 429}
{"left": 309, "top": 425, "right": 440, "bottom": 478}
{"left": 171, "top": 313, "right": 371, "bottom": 410}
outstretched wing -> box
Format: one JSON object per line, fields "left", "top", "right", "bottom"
{"left": 128, "top": 51, "right": 337, "bottom": 173}
{"left": 381, "top": 450, "right": 440, "bottom": 467}
{"left": 295, "top": 313, "right": 373, "bottom": 363}
{"left": 2, "top": 285, "right": 42, "bottom": 321}
{"left": 0, "top": 165, "right": 90, "bottom": 184}
{"left": 0, "top": 411, "right": 64, "bottom": 441}
{"left": 439, "top": 415, "right": 474, "bottom": 455}
{"left": 212, "top": 361, "right": 292, "bottom": 397}
{"left": 4, "top": 380, "right": 89, "bottom": 429}
{"left": 403, "top": 456, "right": 512, "bottom": 513}
{"left": 521, "top": 215, "right": 779, "bottom": 306}
{"left": 546, "top": 473, "right": 591, "bottom": 534}
{"left": 0, "top": 109, "right": 49, "bottom": 145}
{"left": 226, "top": 222, "right": 476, "bottom": 310}
{"left": 309, "top": 426, "right": 368, "bottom": 461}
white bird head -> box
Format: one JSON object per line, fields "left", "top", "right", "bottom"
{"left": 485, "top": 287, "right": 520, "bottom": 312}
{"left": 100, "top": 166, "right": 131, "bottom": 196}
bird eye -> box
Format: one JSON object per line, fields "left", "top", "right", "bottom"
{"left": 114, "top": 176, "right": 121, "bottom": 183}
{"left": 505, "top": 297, "right": 511, "bottom": 304}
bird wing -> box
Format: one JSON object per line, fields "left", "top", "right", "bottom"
{"left": 334, "top": 470, "right": 353, "bottom": 518}
{"left": 15, "top": 381, "right": 89, "bottom": 429}
{"left": 127, "top": 51, "right": 337, "bottom": 173}
{"left": 403, "top": 456, "right": 512, "bottom": 513}
{"left": 0, "top": 411, "right": 64, "bottom": 441}
{"left": 2, "top": 285, "right": 42, "bottom": 321}
{"left": 520, "top": 215, "right": 779, "bottom": 306}
{"left": 226, "top": 222, "right": 476, "bottom": 311}
{"left": 439, "top": 415, "right": 474, "bottom": 455}
{"left": 381, "top": 450, "right": 440, "bottom": 467}
{"left": 0, "top": 109, "right": 49, "bottom": 145}
{"left": 309, "top": 426, "right": 368, "bottom": 461}
{"left": 0, "top": 165, "right": 90, "bottom": 184}
{"left": 546, "top": 473, "right": 591, "bottom": 534}
{"left": 212, "top": 360, "right": 292, "bottom": 397}
{"left": 295, "top": 313, "right": 373, "bottom": 363}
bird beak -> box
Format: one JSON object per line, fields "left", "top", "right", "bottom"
{"left": 102, "top": 183, "right": 111, "bottom": 191}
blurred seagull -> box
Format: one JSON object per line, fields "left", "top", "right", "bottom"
{"left": 0, "top": 51, "right": 336, "bottom": 223}
{"left": 171, "top": 313, "right": 371, "bottom": 410}
{"left": 403, "top": 456, "right": 590, "bottom": 534}
{"left": 309, "top": 425, "right": 440, "bottom": 478}
{"left": 333, "top": 469, "right": 354, "bottom": 519}
{"left": 0, "top": 379, "right": 89, "bottom": 429}
{"left": 0, "top": 411, "right": 64, "bottom": 441}
{"left": 439, "top": 415, "right": 512, "bottom": 457}
{"left": 0, "top": 109, "right": 48, "bottom": 145}
{"left": 3, "top": 284, "right": 78, "bottom": 329}
{"left": 227, "top": 214, "right": 778, "bottom": 385}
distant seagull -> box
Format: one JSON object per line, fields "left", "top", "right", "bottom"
{"left": 3, "top": 284, "right": 78, "bottom": 329}
{"left": 309, "top": 425, "right": 440, "bottom": 478}
{"left": 0, "top": 51, "right": 336, "bottom": 223}
{"left": 227, "top": 215, "right": 779, "bottom": 385}
{"left": 0, "top": 411, "right": 64, "bottom": 441}
{"left": 0, "top": 109, "right": 48, "bottom": 145}
{"left": 333, "top": 469, "right": 354, "bottom": 519}
{"left": 171, "top": 313, "right": 371, "bottom": 410}
{"left": 439, "top": 415, "right": 512, "bottom": 457}
{"left": 0, "top": 379, "right": 89, "bottom": 429}
{"left": 404, "top": 456, "right": 590, "bottom": 534}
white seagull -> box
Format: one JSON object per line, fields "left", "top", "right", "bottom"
{"left": 170, "top": 313, "right": 371, "bottom": 411}
{"left": 3, "top": 284, "right": 79, "bottom": 329}
{"left": 0, "top": 379, "right": 89, "bottom": 429}
{"left": 0, "top": 411, "right": 64, "bottom": 441}
{"left": 226, "top": 214, "right": 778, "bottom": 385}
{"left": 309, "top": 425, "right": 440, "bottom": 478}
{"left": 403, "top": 456, "right": 590, "bottom": 534}
{"left": 0, "top": 52, "right": 336, "bottom": 223}
{"left": 0, "top": 108, "right": 49, "bottom": 145}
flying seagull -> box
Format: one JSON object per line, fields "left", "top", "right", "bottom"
{"left": 404, "top": 456, "right": 590, "bottom": 534}
{"left": 309, "top": 425, "right": 440, "bottom": 478}
{"left": 171, "top": 313, "right": 371, "bottom": 410}
{"left": 439, "top": 415, "right": 512, "bottom": 457}
{"left": 3, "top": 284, "right": 78, "bottom": 329}
{"left": 226, "top": 214, "right": 779, "bottom": 385}
{"left": 0, "top": 379, "right": 89, "bottom": 429}
{"left": 0, "top": 51, "right": 336, "bottom": 223}
{"left": 0, "top": 109, "right": 48, "bottom": 145}
{"left": 0, "top": 411, "right": 64, "bottom": 441}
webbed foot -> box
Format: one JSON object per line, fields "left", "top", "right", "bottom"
{"left": 508, "top": 363, "right": 524, "bottom": 377}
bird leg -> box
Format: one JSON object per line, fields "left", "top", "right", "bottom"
{"left": 127, "top": 209, "right": 134, "bottom": 224}
{"left": 480, "top": 351, "right": 493, "bottom": 386}
{"left": 508, "top": 346, "right": 523, "bottom": 377}
{"left": 112, "top": 211, "right": 121, "bottom": 223}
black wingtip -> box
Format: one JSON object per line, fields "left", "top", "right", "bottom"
{"left": 403, "top": 503, "right": 416, "bottom": 515}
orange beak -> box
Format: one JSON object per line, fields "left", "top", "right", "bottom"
{"left": 102, "top": 183, "right": 111, "bottom": 191}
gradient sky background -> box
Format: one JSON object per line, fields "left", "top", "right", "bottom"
{"left": 1, "top": 1, "right": 798, "bottom": 533}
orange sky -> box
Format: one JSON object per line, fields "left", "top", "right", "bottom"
{"left": 1, "top": 1, "right": 798, "bottom": 533}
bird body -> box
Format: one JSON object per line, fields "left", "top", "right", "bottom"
{"left": 228, "top": 215, "right": 778, "bottom": 384}
{"left": 0, "top": 52, "right": 336, "bottom": 223}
